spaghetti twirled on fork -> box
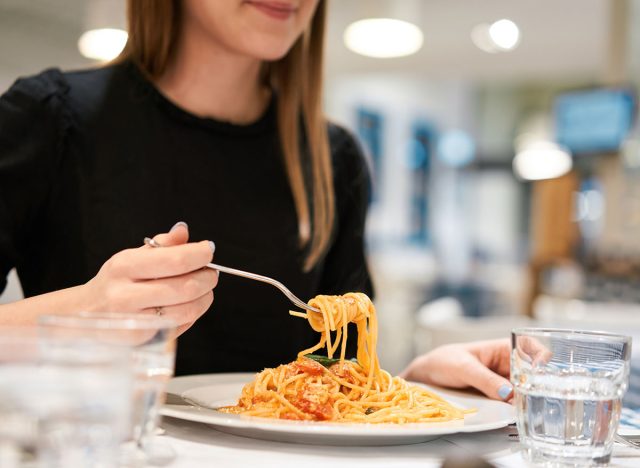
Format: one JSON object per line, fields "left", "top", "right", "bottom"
{"left": 219, "top": 293, "right": 470, "bottom": 423}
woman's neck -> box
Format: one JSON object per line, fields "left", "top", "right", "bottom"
{"left": 155, "top": 27, "right": 271, "bottom": 125}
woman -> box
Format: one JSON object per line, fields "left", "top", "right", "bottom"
{"left": 0, "top": 0, "right": 370, "bottom": 374}
{"left": 0, "top": 0, "right": 513, "bottom": 400}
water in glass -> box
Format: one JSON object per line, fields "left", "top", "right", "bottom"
{"left": 38, "top": 313, "right": 177, "bottom": 467}
{"left": 0, "top": 336, "right": 131, "bottom": 468}
{"left": 512, "top": 329, "right": 630, "bottom": 467}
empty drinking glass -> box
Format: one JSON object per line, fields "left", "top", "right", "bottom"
{"left": 511, "top": 328, "right": 631, "bottom": 466}
{"left": 39, "top": 313, "right": 178, "bottom": 467}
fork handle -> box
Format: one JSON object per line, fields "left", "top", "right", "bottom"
{"left": 143, "top": 237, "right": 318, "bottom": 313}
{"left": 204, "top": 263, "right": 319, "bottom": 313}
{"left": 206, "top": 262, "right": 273, "bottom": 283}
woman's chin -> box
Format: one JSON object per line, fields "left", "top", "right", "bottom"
{"left": 251, "top": 45, "right": 296, "bottom": 62}
{"left": 236, "top": 34, "right": 299, "bottom": 62}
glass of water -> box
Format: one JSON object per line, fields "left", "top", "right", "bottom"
{"left": 0, "top": 328, "right": 132, "bottom": 468}
{"left": 39, "top": 313, "right": 177, "bottom": 466}
{"left": 511, "top": 328, "right": 631, "bottom": 466}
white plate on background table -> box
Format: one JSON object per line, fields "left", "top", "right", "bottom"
{"left": 161, "top": 373, "right": 515, "bottom": 446}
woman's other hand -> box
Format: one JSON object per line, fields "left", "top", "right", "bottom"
{"left": 400, "top": 339, "right": 514, "bottom": 401}
{"left": 83, "top": 222, "right": 218, "bottom": 335}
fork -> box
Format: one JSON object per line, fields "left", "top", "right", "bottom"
{"left": 509, "top": 429, "right": 640, "bottom": 451}
{"left": 511, "top": 431, "right": 640, "bottom": 449}
{"left": 143, "top": 237, "right": 319, "bottom": 313}
{"left": 614, "top": 433, "right": 640, "bottom": 449}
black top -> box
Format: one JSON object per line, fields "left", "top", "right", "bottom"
{"left": 0, "top": 61, "right": 373, "bottom": 375}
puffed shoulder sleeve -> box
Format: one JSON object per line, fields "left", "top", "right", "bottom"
{"left": 318, "top": 124, "right": 374, "bottom": 299}
{"left": 0, "top": 69, "right": 68, "bottom": 293}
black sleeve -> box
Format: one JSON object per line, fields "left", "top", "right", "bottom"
{"left": 318, "top": 125, "right": 374, "bottom": 299}
{"left": 0, "top": 70, "right": 66, "bottom": 293}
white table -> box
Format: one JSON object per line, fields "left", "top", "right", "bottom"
{"left": 161, "top": 416, "right": 640, "bottom": 468}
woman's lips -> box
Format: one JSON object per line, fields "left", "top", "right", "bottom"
{"left": 246, "top": 1, "right": 297, "bottom": 20}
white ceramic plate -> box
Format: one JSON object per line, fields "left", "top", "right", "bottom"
{"left": 161, "top": 373, "right": 515, "bottom": 446}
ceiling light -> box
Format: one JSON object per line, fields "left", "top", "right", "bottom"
{"left": 513, "top": 141, "right": 572, "bottom": 181}
{"left": 489, "top": 19, "right": 520, "bottom": 50}
{"left": 78, "top": 28, "right": 128, "bottom": 61}
{"left": 471, "top": 24, "right": 499, "bottom": 53}
{"left": 344, "top": 19, "right": 423, "bottom": 58}
{"left": 472, "top": 18, "right": 520, "bottom": 53}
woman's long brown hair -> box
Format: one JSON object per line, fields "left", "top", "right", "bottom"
{"left": 120, "top": 0, "right": 334, "bottom": 271}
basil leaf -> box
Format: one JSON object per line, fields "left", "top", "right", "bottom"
{"left": 304, "top": 354, "right": 357, "bottom": 368}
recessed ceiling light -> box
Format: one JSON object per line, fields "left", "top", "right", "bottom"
{"left": 489, "top": 19, "right": 520, "bottom": 50}
{"left": 344, "top": 18, "right": 423, "bottom": 58}
{"left": 471, "top": 18, "right": 520, "bottom": 53}
{"left": 78, "top": 28, "right": 128, "bottom": 61}
{"left": 471, "top": 23, "right": 499, "bottom": 53}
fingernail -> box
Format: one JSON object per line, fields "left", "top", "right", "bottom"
{"left": 170, "top": 221, "right": 188, "bottom": 232}
{"left": 208, "top": 241, "right": 216, "bottom": 254}
{"left": 498, "top": 384, "right": 513, "bottom": 400}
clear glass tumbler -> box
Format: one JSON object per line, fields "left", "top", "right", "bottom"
{"left": 0, "top": 327, "right": 132, "bottom": 468}
{"left": 39, "top": 313, "right": 177, "bottom": 467}
{"left": 511, "top": 328, "right": 631, "bottom": 466}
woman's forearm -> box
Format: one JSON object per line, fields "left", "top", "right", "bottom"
{"left": 0, "top": 224, "right": 218, "bottom": 331}
{"left": 0, "top": 284, "right": 90, "bottom": 326}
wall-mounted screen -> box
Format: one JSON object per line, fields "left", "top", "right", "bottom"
{"left": 554, "top": 87, "right": 636, "bottom": 155}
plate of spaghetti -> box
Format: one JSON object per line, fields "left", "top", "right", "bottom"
{"left": 162, "top": 293, "right": 514, "bottom": 445}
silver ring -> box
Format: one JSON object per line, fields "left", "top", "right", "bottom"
{"left": 155, "top": 306, "right": 164, "bottom": 316}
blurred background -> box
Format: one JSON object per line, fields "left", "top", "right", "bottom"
{"left": 1, "top": 0, "right": 639, "bottom": 396}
